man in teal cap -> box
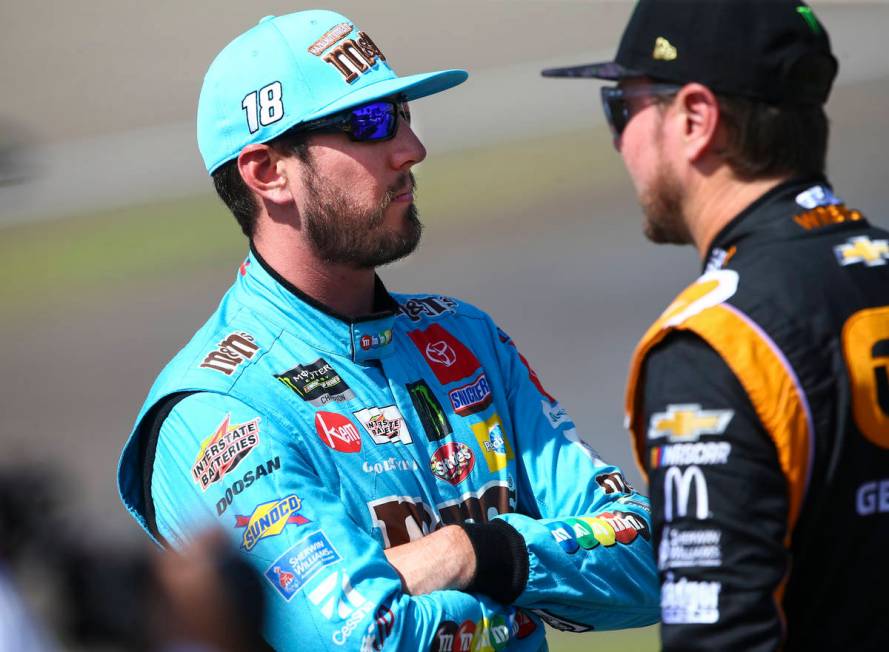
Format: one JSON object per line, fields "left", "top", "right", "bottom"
{"left": 118, "top": 10, "right": 659, "bottom": 650}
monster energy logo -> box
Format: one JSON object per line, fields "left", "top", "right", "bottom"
{"left": 406, "top": 380, "right": 452, "bottom": 442}
{"left": 796, "top": 6, "right": 822, "bottom": 34}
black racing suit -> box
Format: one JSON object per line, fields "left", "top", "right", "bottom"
{"left": 624, "top": 178, "right": 889, "bottom": 651}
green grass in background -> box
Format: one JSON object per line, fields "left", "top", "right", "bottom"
{"left": 1, "top": 127, "right": 620, "bottom": 320}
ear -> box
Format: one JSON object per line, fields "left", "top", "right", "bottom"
{"left": 237, "top": 144, "right": 294, "bottom": 206}
{"left": 673, "top": 83, "right": 721, "bottom": 163}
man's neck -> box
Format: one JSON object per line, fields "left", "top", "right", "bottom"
{"left": 253, "top": 235, "right": 378, "bottom": 318}
{"left": 685, "top": 171, "right": 791, "bottom": 260}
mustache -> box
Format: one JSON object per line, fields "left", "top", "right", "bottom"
{"left": 380, "top": 172, "right": 417, "bottom": 209}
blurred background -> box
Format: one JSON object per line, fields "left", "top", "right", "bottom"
{"left": 2, "top": 1, "right": 888, "bottom": 649}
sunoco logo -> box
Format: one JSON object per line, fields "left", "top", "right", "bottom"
{"left": 191, "top": 414, "right": 260, "bottom": 490}
{"left": 235, "top": 495, "right": 310, "bottom": 551}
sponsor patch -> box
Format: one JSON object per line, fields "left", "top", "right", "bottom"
{"left": 408, "top": 324, "right": 481, "bottom": 385}
{"left": 834, "top": 236, "right": 889, "bottom": 267}
{"left": 795, "top": 184, "right": 842, "bottom": 209}
{"left": 448, "top": 374, "right": 493, "bottom": 417}
{"left": 659, "top": 526, "right": 722, "bottom": 570}
{"left": 359, "top": 329, "right": 392, "bottom": 352}
{"left": 595, "top": 471, "right": 634, "bottom": 495}
{"left": 661, "top": 575, "right": 721, "bottom": 624}
{"left": 360, "top": 605, "right": 396, "bottom": 652}
{"left": 470, "top": 414, "right": 514, "bottom": 473}
{"left": 398, "top": 296, "right": 458, "bottom": 322}
{"left": 276, "top": 358, "right": 355, "bottom": 406}
{"left": 651, "top": 442, "right": 732, "bottom": 468}
{"left": 542, "top": 401, "right": 572, "bottom": 429}
{"left": 235, "top": 494, "right": 310, "bottom": 551}
{"left": 320, "top": 30, "right": 387, "bottom": 84}
{"left": 664, "top": 465, "right": 710, "bottom": 522}
{"left": 265, "top": 531, "right": 341, "bottom": 601}
{"left": 406, "top": 380, "right": 452, "bottom": 442}
{"left": 361, "top": 457, "right": 419, "bottom": 475}
{"left": 199, "top": 331, "right": 259, "bottom": 375}
{"left": 856, "top": 478, "right": 889, "bottom": 516}
{"left": 548, "top": 511, "right": 649, "bottom": 554}
{"left": 216, "top": 457, "right": 282, "bottom": 516}
{"left": 794, "top": 204, "right": 863, "bottom": 230}
{"left": 353, "top": 405, "right": 412, "bottom": 445}
{"left": 191, "top": 414, "right": 260, "bottom": 491}
{"left": 648, "top": 404, "right": 734, "bottom": 443}
{"left": 307, "top": 569, "right": 371, "bottom": 644}
{"left": 437, "top": 479, "right": 515, "bottom": 525}
{"left": 308, "top": 22, "right": 352, "bottom": 56}
{"left": 430, "top": 442, "right": 475, "bottom": 485}
{"left": 314, "top": 411, "right": 363, "bottom": 453}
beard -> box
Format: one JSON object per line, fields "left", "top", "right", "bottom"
{"left": 301, "top": 167, "right": 423, "bottom": 269}
{"left": 639, "top": 150, "right": 693, "bottom": 246}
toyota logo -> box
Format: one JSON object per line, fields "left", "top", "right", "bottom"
{"left": 426, "top": 340, "right": 457, "bottom": 367}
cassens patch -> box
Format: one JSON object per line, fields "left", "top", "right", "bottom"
{"left": 408, "top": 324, "right": 481, "bottom": 385}
{"left": 315, "top": 411, "right": 362, "bottom": 453}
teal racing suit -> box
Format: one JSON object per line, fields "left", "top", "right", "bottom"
{"left": 118, "top": 247, "right": 659, "bottom": 651}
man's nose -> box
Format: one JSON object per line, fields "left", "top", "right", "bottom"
{"left": 389, "top": 118, "right": 427, "bottom": 170}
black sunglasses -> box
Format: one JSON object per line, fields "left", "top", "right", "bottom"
{"left": 600, "top": 84, "right": 682, "bottom": 137}
{"left": 298, "top": 97, "right": 411, "bottom": 142}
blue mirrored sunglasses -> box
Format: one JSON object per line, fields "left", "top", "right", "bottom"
{"left": 600, "top": 84, "right": 682, "bottom": 137}
{"left": 298, "top": 97, "right": 411, "bottom": 142}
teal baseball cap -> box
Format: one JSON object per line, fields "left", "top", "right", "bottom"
{"left": 197, "top": 10, "right": 469, "bottom": 174}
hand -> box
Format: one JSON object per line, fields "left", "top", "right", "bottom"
{"left": 383, "top": 525, "right": 477, "bottom": 595}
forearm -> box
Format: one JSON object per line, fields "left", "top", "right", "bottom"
{"left": 384, "top": 525, "right": 476, "bottom": 595}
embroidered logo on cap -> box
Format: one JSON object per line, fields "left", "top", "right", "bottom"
{"left": 653, "top": 37, "right": 678, "bottom": 61}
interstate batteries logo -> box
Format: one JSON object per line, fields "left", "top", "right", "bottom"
{"left": 235, "top": 495, "right": 311, "bottom": 551}
{"left": 353, "top": 405, "right": 412, "bottom": 445}
{"left": 191, "top": 414, "right": 260, "bottom": 491}
{"left": 275, "top": 358, "right": 355, "bottom": 407}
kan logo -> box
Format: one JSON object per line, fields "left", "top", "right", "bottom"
{"left": 408, "top": 324, "right": 481, "bottom": 384}
{"left": 315, "top": 411, "right": 362, "bottom": 453}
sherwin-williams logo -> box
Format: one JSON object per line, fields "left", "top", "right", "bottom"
{"left": 314, "top": 411, "right": 362, "bottom": 453}
{"left": 265, "top": 530, "right": 341, "bottom": 601}
{"left": 448, "top": 373, "right": 493, "bottom": 417}
{"left": 276, "top": 358, "right": 355, "bottom": 407}
{"left": 408, "top": 324, "right": 482, "bottom": 385}
{"left": 470, "top": 414, "right": 514, "bottom": 473}
{"left": 406, "top": 380, "right": 452, "bottom": 442}
{"left": 430, "top": 442, "right": 475, "bottom": 485}
{"left": 235, "top": 495, "right": 310, "bottom": 551}
{"left": 353, "top": 405, "right": 412, "bottom": 445}
{"left": 199, "top": 332, "right": 259, "bottom": 375}
{"left": 648, "top": 404, "right": 734, "bottom": 443}
{"left": 191, "top": 414, "right": 260, "bottom": 490}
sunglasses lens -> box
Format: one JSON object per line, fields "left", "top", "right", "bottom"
{"left": 350, "top": 101, "right": 397, "bottom": 141}
{"left": 600, "top": 88, "right": 627, "bottom": 136}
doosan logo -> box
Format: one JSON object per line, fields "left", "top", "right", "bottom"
{"left": 314, "top": 411, "right": 362, "bottom": 453}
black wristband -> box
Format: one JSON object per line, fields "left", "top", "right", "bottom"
{"left": 459, "top": 519, "right": 529, "bottom": 605}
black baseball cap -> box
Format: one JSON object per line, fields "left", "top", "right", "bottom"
{"left": 542, "top": 0, "right": 838, "bottom": 106}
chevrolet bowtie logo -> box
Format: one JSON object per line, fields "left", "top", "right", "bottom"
{"left": 648, "top": 404, "right": 734, "bottom": 443}
{"left": 834, "top": 236, "right": 889, "bottom": 267}
{"left": 653, "top": 36, "right": 678, "bottom": 61}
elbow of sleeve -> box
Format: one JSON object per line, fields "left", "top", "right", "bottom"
{"left": 460, "top": 519, "right": 529, "bottom": 605}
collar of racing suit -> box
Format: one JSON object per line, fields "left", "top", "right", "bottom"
{"left": 703, "top": 175, "right": 838, "bottom": 272}
{"left": 239, "top": 242, "right": 400, "bottom": 364}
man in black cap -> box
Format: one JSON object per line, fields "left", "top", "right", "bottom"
{"left": 544, "top": 1, "right": 889, "bottom": 650}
